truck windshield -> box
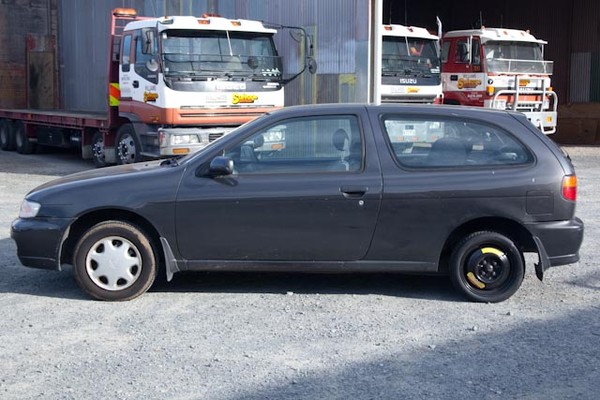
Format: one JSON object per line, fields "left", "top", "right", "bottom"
{"left": 382, "top": 37, "right": 440, "bottom": 76}
{"left": 161, "top": 29, "right": 282, "bottom": 81}
{"left": 484, "top": 40, "right": 553, "bottom": 74}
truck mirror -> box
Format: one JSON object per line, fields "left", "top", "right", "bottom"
{"left": 308, "top": 58, "right": 317, "bottom": 74}
{"left": 146, "top": 59, "right": 159, "bottom": 72}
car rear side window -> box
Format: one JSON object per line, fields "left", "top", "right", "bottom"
{"left": 224, "top": 115, "right": 363, "bottom": 174}
{"left": 381, "top": 115, "right": 533, "bottom": 168}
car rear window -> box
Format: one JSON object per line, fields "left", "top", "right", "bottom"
{"left": 381, "top": 115, "right": 534, "bottom": 168}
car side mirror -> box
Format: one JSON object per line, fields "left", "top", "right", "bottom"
{"left": 208, "top": 156, "right": 234, "bottom": 177}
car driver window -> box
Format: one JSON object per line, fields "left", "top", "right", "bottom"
{"left": 224, "top": 116, "right": 363, "bottom": 175}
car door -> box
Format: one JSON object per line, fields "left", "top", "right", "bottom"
{"left": 175, "top": 110, "right": 383, "bottom": 263}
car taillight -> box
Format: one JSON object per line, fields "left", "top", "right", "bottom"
{"left": 562, "top": 175, "right": 577, "bottom": 201}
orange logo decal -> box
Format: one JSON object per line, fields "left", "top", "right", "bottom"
{"left": 232, "top": 93, "right": 258, "bottom": 104}
{"left": 457, "top": 78, "right": 482, "bottom": 90}
{"left": 144, "top": 92, "right": 159, "bottom": 102}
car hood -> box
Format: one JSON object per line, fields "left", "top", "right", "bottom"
{"left": 29, "top": 160, "right": 166, "bottom": 194}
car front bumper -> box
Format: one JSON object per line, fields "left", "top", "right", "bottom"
{"left": 11, "top": 217, "right": 74, "bottom": 270}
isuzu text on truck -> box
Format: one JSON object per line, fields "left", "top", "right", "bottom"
{"left": 380, "top": 24, "right": 443, "bottom": 104}
{"left": 441, "top": 27, "right": 557, "bottom": 134}
{"left": 0, "top": 8, "right": 314, "bottom": 166}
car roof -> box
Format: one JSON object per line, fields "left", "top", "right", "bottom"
{"left": 269, "top": 103, "right": 519, "bottom": 120}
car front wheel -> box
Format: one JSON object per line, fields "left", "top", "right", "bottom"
{"left": 73, "top": 221, "right": 158, "bottom": 301}
{"left": 449, "top": 231, "right": 524, "bottom": 303}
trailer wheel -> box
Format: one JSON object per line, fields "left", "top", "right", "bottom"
{"left": 91, "top": 131, "right": 108, "bottom": 168}
{"left": 14, "top": 121, "right": 36, "bottom": 154}
{"left": 116, "top": 124, "right": 141, "bottom": 164}
{"left": 0, "top": 119, "right": 16, "bottom": 151}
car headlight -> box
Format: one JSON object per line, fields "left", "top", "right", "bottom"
{"left": 19, "top": 199, "right": 41, "bottom": 218}
{"left": 171, "top": 134, "right": 200, "bottom": 146}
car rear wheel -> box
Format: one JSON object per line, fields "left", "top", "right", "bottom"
{"left": 73, "top": 221, "right": 158, "bottom": 301}
{"left": 449, "top": 231, "right": 524, "bottom": 303}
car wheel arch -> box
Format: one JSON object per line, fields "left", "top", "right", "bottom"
{"left": 438, "top": 216, "right": 535, "bottom": 274}
{"left": 60, "top": 209, "right": 165, "bottom": 270}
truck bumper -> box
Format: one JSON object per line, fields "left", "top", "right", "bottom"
{"left": 11, "top": 217, "right": 73, "bottom": 270}
{"left": 521, "top": 111, "right": 557, "bottom": 134}
{"left": 158, "top": 126, "right": 235, "bottom": 156}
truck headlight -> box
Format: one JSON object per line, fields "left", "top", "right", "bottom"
{"left": 171, "top": 134, "right": 200, "bottom": 146}
{"left": 19, "top": 199, "right": 41, "bottom": 218}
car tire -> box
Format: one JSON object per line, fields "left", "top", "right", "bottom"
{"left": 449, "top": 231, "right": 525, "bottom": 303}
{"left": 72, "top": 221, "right": 158, "bottom": 301}
{"left": 0, "top": 119, "right": 16, "bottom": 151}
{"left": 115, "top": 124, "right": 142, "bottom": 164}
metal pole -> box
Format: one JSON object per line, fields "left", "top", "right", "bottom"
{"left": 207, "top": 0, "right": 219, "bottom": 14}
{"left": 369, "top": 0, "right": 383, "bottom": 104}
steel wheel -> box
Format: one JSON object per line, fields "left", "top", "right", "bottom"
{"left": 449, "top": 231, "right": 524, "bottom": 303}
{"left": 116, "top": 124, "right": 141, "bottom": 164}
{"left": 73, "top": 221, "right": 158, "bottom": 301}
{"left": 91, "top": 131, "right": 108, "bottom": 167}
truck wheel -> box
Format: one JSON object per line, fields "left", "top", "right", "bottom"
{"left": 14, "top": 121, "right": 36, "bottom": 154}
{"left": 91, "top": 131, "right": 108, "bottom": 168}
{"left": 0, "top": 119, "right": 17, "bottom": 151}
{"left": 72, "top": 221, "right": 158, "bottom": 301}
{"left": 449, "top": 231, "right": 524, "bottom": 303}
{"left": 116, "top": 124, "right": 141, "bottom": 164}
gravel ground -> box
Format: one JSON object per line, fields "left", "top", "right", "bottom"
{"left": 0, "top": 146, "right": 598, "bottom": 400}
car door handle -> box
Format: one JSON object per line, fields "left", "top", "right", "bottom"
{"left": 133, "top": 80, "right": 139, "bottom": 88}
{"left": 340, "top": 186, "right": 368, "bottom": 198}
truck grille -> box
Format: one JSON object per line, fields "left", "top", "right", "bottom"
{"left": 209, "top": 132, "right": 224, "bottom": 142}
{"left": 381, "top": 96, "right": 437, "bottom": 104}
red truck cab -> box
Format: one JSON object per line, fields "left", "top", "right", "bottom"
{"left": 441, "top": 27, "right": 557, "bottom": 134}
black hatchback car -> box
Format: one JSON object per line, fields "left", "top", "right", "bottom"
{"left": 11, "top": 104, "right": 583, "bottom": 302}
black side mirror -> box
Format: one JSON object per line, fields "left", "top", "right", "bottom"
{"left": 208, "top": 156, "right": 234, "bottom": 177}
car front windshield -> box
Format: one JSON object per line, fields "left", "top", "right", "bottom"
{"left": 484, "top": 40, "right": 552, "bottom": 74}
{"left": 382, "top": 37, "right": 440, "bottom": 75}
{"left": 161, "top": 29, "right": 282, "bottom": 81}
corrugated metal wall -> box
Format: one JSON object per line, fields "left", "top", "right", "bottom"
{"left": 59, "top": 0, "right": 146, "bottom": 112}
{"left": 570, "top": 0, "right": 600, "bottom": 102}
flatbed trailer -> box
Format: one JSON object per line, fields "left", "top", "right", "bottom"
{"left": 0, "top": 108, "right": 117, "bottom": 163}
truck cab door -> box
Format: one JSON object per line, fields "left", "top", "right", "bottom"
{"left": 127, "top": 28, "right": 159, "bottom": 105}
{"left": 119, "top": 33, "right": 134, "bottom": 100}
